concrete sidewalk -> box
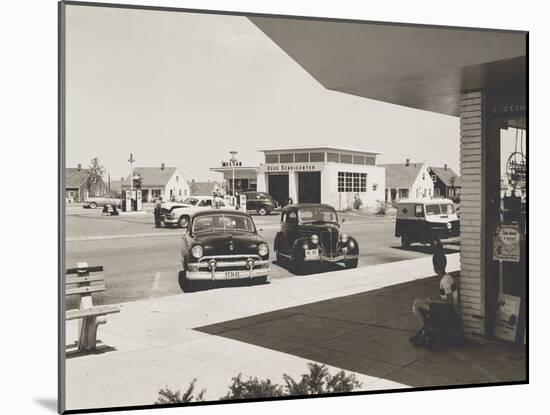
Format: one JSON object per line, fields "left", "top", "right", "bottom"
{"left": 65, "top": 253, "right": 525, "bottom": 411}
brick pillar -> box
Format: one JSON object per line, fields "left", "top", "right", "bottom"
{"left": 459, "top": 91, "right": 486, "bottom": 340}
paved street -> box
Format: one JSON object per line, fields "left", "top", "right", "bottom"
{"left": 65, "top": 206, "right": 459, "bottom": 307}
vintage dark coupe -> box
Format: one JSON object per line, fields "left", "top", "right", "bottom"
{"left": 179, "top": 209, "right": 270, "bottom": 291}
{"left": 274, "top": 203, "right": 359, "bottom": 274}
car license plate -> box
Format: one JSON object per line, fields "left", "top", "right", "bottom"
{"left": 305, "top": 249, "right": 319, "bottom": 257}
{"left": 224, "top": 271, "right": 241, "bottom": 278}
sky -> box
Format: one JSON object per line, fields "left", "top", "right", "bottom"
{"left": 65, "top": 5, "right": 467, "bottom": 181}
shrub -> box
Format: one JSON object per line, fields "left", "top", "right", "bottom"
{"left": 353, "top": 194, "right": 363, "bottom": 210}
{"left": 156, "top": 363, "right": 362, "bottom": 404}
{"left": 283, "top": 363, "right": 362, "bottom": 395}
{"left": 156, "top": 379, "right": 205, "bottom": 404}
{"left": 375, "top": 200, "right": 388, "bottom": 215}
{"left": 223, "top": 374, "right": 284, "bottom": 400}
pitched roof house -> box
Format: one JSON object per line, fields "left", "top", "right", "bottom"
{"left": 121, "top": 164, "right": 190, "bottom": 202}
{"left": 428, "top": 164, "right": 461, "bottom": 198}
{"left": 379, "top": 160, "right": 434, "bottom": 203}
{"left": 65, "top": 164, "right": 108, "bottom": 202}
{"left": 189, "top": 180, "right": 225, "bottom": 196}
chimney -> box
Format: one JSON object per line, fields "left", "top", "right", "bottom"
{"left": 77, "top": 163, "right": 82, "bottom": 171}
{"left": 444, "top": 163, "right": 448, "bottom": 170}
{"left": 405, "top": 158, "right": 410, "bottom": 166}
{"left": 161, "top": 163, "right": 165, "bottom": 170}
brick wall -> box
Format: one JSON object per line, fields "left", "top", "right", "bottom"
{"left": 459, "top": 91, "right": 486, "bottom": 339}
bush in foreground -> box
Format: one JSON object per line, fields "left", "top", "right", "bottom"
{"left": 156, "top": 363, "right": 362, "bottom": 403}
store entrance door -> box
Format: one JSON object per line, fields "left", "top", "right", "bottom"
{"left": 268, "top": 174, "right": 289, "bottom": 207}
{"left": 298, "top": 172, "right": 321, "bottom": 203}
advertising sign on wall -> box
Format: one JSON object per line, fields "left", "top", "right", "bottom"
{"left": 492, "top": 223, "right": 521, "bottom": 262}
{"left": 494, "top": 293, "right": 521, "bottom": 342}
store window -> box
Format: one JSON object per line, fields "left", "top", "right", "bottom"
{"left": 294, "top": 153, "right": 309, "bottom": 162}
{"left": 340, "top": 154, "right": 353, "bottom": 164}
{"left": 365, "top": 156, "right": 376, "bottom": 166}
{"left": 327, "top": 153, "right": 339, "bottom": 163}
{"left": 266, "top": 154, "right": 279, "bottom": 164}
{"left": 337, "top": 172, "right": 367, "bottom": 192}
{"left": 486, "top": 107, "right": 527, "bottom": 343}
{"left": 310, "top": 152, "right": 325, "bottom": 162}
{"left": 353, "top": 155, "right": 365, "bottom": 165}
{"left": 279, "top": 153, "right": 293, "bottom": 163}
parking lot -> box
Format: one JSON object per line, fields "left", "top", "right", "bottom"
{"left": 65, "top": 205, "right": 459, "bottom": 307}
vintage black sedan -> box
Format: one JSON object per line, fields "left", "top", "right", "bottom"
{"left": 274, "top": 204, "right": 359, "bottom": 274}
{"left": 179, "top": 209, "right": 270, "bottom": 291}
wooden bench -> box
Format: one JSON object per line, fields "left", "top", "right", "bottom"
{"left": 66, "top": 262, "right": 120, "bottom": 353}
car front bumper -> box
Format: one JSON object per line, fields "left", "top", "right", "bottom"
{"left": 303, "top": 253, "right": 359, "bottom": 263}
{"left": 185, "top": 255, "right": 271, "bottom": 281}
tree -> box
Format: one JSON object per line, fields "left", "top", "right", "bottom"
{"left": 88, "top": 157, "right": 105, "bottom": 177}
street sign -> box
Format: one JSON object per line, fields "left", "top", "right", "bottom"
{"left": 492, "top": 223, "right": 521, "bottom": 262}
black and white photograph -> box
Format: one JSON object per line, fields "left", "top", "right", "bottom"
{"left": 57, "top": 1, "right": 528, "bottom": 413}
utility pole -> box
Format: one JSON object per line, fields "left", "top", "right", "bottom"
{"left": 128, "top": 153, "right": 135, "bottom": 196}
{"left": 229, "top": 151, "right": 238, "bottom": 202}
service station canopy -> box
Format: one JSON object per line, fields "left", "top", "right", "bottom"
{"left": 249, "top": 17, "right": 526, "bottom": 117}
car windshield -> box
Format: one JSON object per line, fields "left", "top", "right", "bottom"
{"left": 183, "top": 198, "right": 198, "bottom": 205}
{"left": 192, "top": 214, "right": 255, "bottom": 234}
{"left": 425, "top": 204, "right": 456, "bottom": 215}
{"left": 298, "top": 207, "right": 338, "bottom": 224}
{"left": 441, "top": 204, "right": 456, "bottom": 214}
{"left": 425, "top": 204, "right": 441, "bottom": 215}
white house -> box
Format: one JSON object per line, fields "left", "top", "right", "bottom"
{"left": 380, "top": 160, "right": 434, "bottom": 203}
{"left": 121, "top": 164, "right": 190, "bottom": 202}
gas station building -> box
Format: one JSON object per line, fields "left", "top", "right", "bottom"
{"left": 250, "top": 17, "right": 527, "bottom": 343}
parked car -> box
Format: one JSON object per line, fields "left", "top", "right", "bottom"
{"left": 83, "top": 197, "right": 121, "bottom": 209}
{"left": 273, "top": 203, "right": 359, "bottom": 274}
{"left": 161, "top": 197, "right": 233, "bottom": 228}
{"left": 179, "top": 209, "right": 270, "bottom": 291}
{"left": 241, "top": 191, "right": 279, "bottom": 216}
{"left": 395, "top": 198, "right": 460, "bottom": 248}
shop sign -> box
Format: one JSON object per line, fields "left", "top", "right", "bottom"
{"left": 492, "top": 223, "right": 521, "bottom": 262}
{"left": 494, "top": 293, "right": 521, "bottom": 342}
{"left": 266, "top": 163, "right": 321, "bottom": 172}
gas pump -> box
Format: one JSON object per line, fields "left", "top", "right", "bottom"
{"left": 124, "top": 190, "right": 132, "bottom": 212}
{"left": 136, "top": 189, "right": 143, "bottom": 211}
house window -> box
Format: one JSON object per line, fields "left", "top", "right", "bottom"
{"left": 338, "top": 172, "right": 367, "bottom": 192}
{"left": 372, "top": 184, "right": 378, "bottom": 191}
{"left": 432, "top": 175, "right": 437, "bottom": 182}
{"left": 69, "top": 191, "right": 75, "bottom": 197}
{"left": 399, "top": 189, "right": 409, "bottom": 199}
{"left": 184, "top": 189, "right": 188, "bottom": 196}
{"left": 435, "top": 188, "right": 441, "bottom": 197}
{"left": 422, "top": 173, "right": 426, "bottom": 180}
{"left": 102, "top": 189, "right": 106, "bottom": 196}
{"left": 179, "top": 190, "right": 182, "bottom": 196}
{"left": 176, "top": 176, "right": 179, "bottom": 182}
{"left": 95, "top": 189, "right": 100, "bottom": 196}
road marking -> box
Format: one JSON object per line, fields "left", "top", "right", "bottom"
{"left": 151, "top": 271, "right": 162, "bottom": 296}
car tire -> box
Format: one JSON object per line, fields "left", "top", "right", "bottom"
{"left": 178, "top": 215, "right": 189, "bottom": 228}
{"left": 257, "top": 207, "right": 268, "bottom": 216}
{"left": 89, "top": 202, "right": 97, "bottom": 209}
{"left": 401, "top": 235, "right": 411, "bottom": 248}
{"left": 178, "top": 269, "right": 196, "bottom": 293}
{"left": 345, "top": 258, "right": 359, "bottom": 269}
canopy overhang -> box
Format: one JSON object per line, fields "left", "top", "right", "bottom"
{"left": 250, "top": 17, "right": 527, "bottom": 116}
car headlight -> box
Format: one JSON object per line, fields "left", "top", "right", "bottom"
{"left": 191, "top": 245, "right": 204, "bottom": 259}
{"left": 340, "top": 234, "right": 349, "bottom": 243}
{"left": 310, "top": 234, "right": 319, "bottom": 244}
{"left": 447, "top": 222, "right": 452, "bottom": 230}
{"left": 258, "top": 243, "right": 269, "bottom": 257}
